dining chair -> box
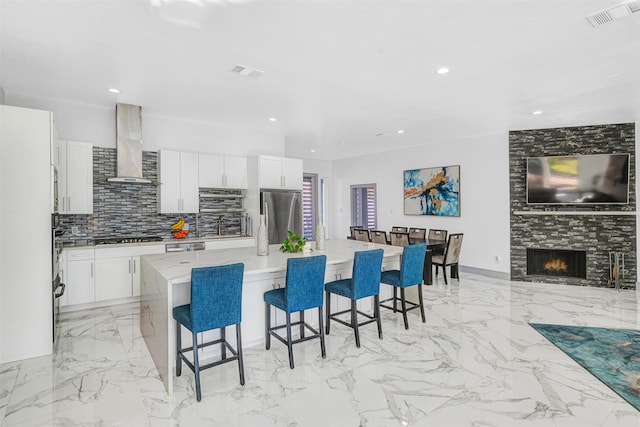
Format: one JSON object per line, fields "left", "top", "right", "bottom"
{"left": 325, "top": 249, "right": 384, "bottom": 348}
{"left": 349, "top": 225, "right": 361, "bottom": 240}
{"left": 392, "top": 226, "right": 408, "bottom": 233}
{"left": 389, "top": 231, "right": 410, "bottom": 246}
{"left": 428, "top": 229, "right": 448, "bottom": 241}
{"left": 355, "top": 229, "right": 371, "bottom": 242}
{"left": 264, "top": 255, "right": 327, "bottom": 369}
{"left": 409, "top": 227, "right": 426, "bottom": 242}
{"left": 173, "top": 263, "right": 245, "bottom": 401}
{"left": 433, "top": 233, "right": 464, "bottom": 285}
{"left": 380, "top": 244, "right": 427, "bottom": 329}
{"left": 428, "top": 229, "right": 448, "bottom": 255}
{"left": 370, "top": 230, "right": 388, "bottom": 245}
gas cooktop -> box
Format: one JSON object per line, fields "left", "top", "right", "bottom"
{"left": 93, "top": 236, "right": 163, "bottom": 245}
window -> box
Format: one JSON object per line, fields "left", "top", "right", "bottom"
{"left": 351, "top": 184, "right": 376, "bottom": 229}
{"left": 302, "top": 174, "right": 318, "bottom": 240}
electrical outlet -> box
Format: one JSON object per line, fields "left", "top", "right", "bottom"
{"left": 495, "top": 255, "right": 501, "bottom": 264}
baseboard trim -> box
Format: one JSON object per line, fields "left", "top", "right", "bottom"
{"left": 459, "top": 265, "right": 510, "bottom": 281}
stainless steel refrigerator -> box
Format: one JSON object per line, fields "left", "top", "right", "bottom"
{"left": 260, "top": 190, "right": 303, "bottom": 244}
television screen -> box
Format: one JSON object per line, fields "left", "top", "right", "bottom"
{"left": 526, "top": 154, "right": 629, "bottom": 204}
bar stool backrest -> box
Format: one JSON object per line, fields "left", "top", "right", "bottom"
{"left": 190, "top": 263, "right": 244, "bottom": 333}
{"left": 351, "top": 249, "right": 384, "bottom": 299}
{"left": 285, "top": 255, "right": 327, "bottom": 312}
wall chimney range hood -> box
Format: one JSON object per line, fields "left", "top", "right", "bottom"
{"left": 108, "top": 103, "right": 152, "bottom": 184}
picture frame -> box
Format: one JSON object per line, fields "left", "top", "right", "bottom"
{"left": 404, "top": 165, "right": 460, "bottom": 216}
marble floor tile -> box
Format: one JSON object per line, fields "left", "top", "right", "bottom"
{"left": 1, "top": 272, "right": 639, "bottom": 426}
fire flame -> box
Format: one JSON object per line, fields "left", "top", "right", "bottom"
{"left": 544, "top": 259, "right": 568, "bottom": 272}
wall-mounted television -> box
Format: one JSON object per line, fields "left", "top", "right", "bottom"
{"left": 526, "top": 153, "right": 630, "bottom": 204}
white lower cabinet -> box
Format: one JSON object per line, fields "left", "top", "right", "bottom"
{"left": 94, "top": 256, "right": 136, "bottom": 301}
{"left": 63, "top": 245, "right": 163, "bottom": 309}
{"left": 64, "top": 249, "right": 95, "bottom": 306}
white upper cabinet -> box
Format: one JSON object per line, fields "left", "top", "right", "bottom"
{"left": 198, "top": 154, "right": 248, "bottom": 189}
{"left": 258, "top": 155, "right": 303, "bottom": 190}
{"left": 58, "top": 140, "right": 93, "bottom": 214}
{"left": 158, "top": 150, "right": 199, "bottom": 213}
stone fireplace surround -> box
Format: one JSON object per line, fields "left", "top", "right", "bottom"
{"left": 509, "top": 123, "right": 636, "bottom": 289}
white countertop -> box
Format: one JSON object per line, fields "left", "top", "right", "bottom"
{"left": 141, "top": 239, "right": 403, "bottom": 284}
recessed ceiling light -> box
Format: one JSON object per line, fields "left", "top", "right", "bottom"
{"left": 310, "top": 149, "right": 316, "bottom": 153}
{"left": 397, "top": 129, "right": 405, "bottom": 134}
{"left": 532, "top": 110, "right": 543, "bottom": 115}
{"left": 269, "top": 117, "right": 277, "bottom": 122}
{"left": 436, "top": 67, "right": 450, "bottom": 75}
{"left": 108, "top": 88, "right": 120, "bottom": 93}
{"left": 340, "top": 142, "right": 346, "bottom": 146}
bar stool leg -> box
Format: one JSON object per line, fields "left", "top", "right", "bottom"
{"left": 325, "top": 291, "right": 331, "bottom": 335}
{"left": 265, "top": 303, "right": 271, "bottom": 350}
{"left": 393, "top": 287, "right": 397, "bottom": 313}
{"left": 236, "top": 324, "right": 245, "bottom": 386}
{"left": 400, "top": 288, "right": 409, "bottom": 330}
{"left": 418, "top": 282, "right": 426, "bottom": 323}
{"left": 351, "top": 299, "right": 360, "bottom": 348}
{"left": 286, "top": 313, "right": 294, "bottom": 369}
{"left": 192, "top": 332, "right": 202, "bottom": 402}
{"left": 221, "top": 327, "right": 226, "bottom": 360}
{"left": 300, "top": 311, "right": 305, "bottom": 339}
{"left": 176, "top": 322, "right": 182, "bottom": 377}
{"left": 374, "top": 294, "right": 383, "bottom": 339}
{"left": 318, "top": 306, "right": 326, "bottom": 358}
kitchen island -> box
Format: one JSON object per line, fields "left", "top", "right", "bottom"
{"left": 140, "top": 239, "right": 403, "bottom": 393}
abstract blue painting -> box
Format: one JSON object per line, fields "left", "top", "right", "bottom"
{"left": 404, "top": 165, "right": 460, "bottom": 216}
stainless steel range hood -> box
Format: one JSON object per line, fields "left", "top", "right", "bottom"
{"left": 107, "top": 103, "right": 152, "bottom": 184}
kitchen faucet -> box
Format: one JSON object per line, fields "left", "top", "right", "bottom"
{"left": 218, "top": 215, "right": 224, "bottom": 236}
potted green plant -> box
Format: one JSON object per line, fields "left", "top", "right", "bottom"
{"left": 280, "top": 230, "right": 309, "bottom": 253}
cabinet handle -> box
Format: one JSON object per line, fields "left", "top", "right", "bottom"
{"left": 129, "top": 259, "right": 131, "bottom": 274}
{"left": 91, "top": 262, "right": 94, "bottom": 278}
{"left": 223, "top": 174, "right": 227, "bottom": 187}
{"left": 133, "top": 259, "right": 136, "bottom": 274}
{"left": 68, "top": 197, "right": 71, "bottom": 212}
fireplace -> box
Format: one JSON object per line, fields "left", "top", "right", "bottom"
{"left": 526, "top": 248, "right": 587, "bottom": 279}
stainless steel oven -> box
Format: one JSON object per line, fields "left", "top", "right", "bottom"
{"left": 52, "top": 214, "right": 65, "bottom": 342}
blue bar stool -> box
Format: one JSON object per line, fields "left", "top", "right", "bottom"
{"left": 325, "top": 249, "right": 384, "bottom": 348}
{"left": 264, "top": 255, "right": 328, "bottom": 369}
{"left": 173, "top": 263, "right": 245, "bottom": 402}
{"left": 379, "top": 243, "right": 427, "bottom": 329}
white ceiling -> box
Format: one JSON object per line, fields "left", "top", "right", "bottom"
{"left": 1, "top": 0, "right": 639, "bottom": 160}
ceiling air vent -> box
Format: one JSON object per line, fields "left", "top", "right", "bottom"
{"left": 231, "top": 64, "right": 265, "bottom": 78}
{"left": 586, "top": 1, "right": 640, "bottom": 27}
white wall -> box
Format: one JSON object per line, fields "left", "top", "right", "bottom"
{"left": 331, "top": 132, "right": 511, "bottom": 274}
{"left": 6, "top": 94, "right": 285, "bottom": 156}
{"left": 1, "top": 106, "right": 53, "bottom": 362}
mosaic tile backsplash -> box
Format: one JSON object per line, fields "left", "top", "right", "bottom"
{"left": 59, "top": 148, "right": 245, "bottom": 243}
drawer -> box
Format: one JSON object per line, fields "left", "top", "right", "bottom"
{"left": 64, "top": 248, "right": 94, "bottom": 261}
